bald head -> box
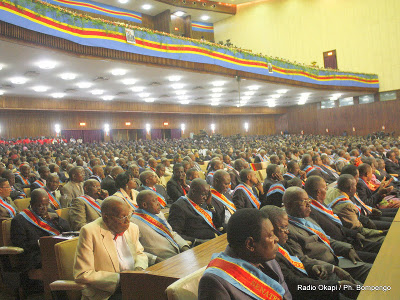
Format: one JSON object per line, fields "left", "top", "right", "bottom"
{"left": 101, "top": 196, "right": 129, "bottom": 215}
{"left": 283, "top": 187, "right": 310, "bottom": 218}
{"left": 188, "top": 178, "right": 210, "bottom": 205}
{"left": 304, "top": 175, "right": 325, "bottom": 199}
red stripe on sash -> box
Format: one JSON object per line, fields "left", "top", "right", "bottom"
{"left": 187, "top": 198, "right": 217, "bottom": 230}
{"left": 133, "top": 212, "right": 174, "bottom": 240}
{"left": 208, "top": 258, "right": 283, "bottom": 300}
{"left": 310, "top": 199, "right": 341, "bottom": 222}
{"left": 211, "top": 188, "right": 236, "bottom": 211}
{"left": 277, "top": 246, "right": 306, "bottom": 273}
{"left": 22, "top": 209, "right": 60, "bottom": 235}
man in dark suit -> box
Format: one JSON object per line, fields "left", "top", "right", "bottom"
{"left": 101, "top": 166, "right": 123, "bottom": 196}
{"left": 228, "top": 159, "right": 247, "bottom": 190}
{"left": 15, "top": 164, "right": 37, "bottom": 188}
{"left": 232, "top": 168, "right": 264, "bottom": 209}
{"left": 137, "top": 171, "right": 170, "bottom": 207}
{"left": 384, "top": 150, "right": 400, "bottom": 176}
{"left": 166, "top": 164, "right": 190, "bottom": 203}
{"left": 10, "top": 189, "right": 69, "bottom": 289}
{"left": 2, "top": 170, "right": 26, "bottom": 200}
{"left": 168, "top": 178, "right": 223, "bottom": 245}
{"left": 283, "top": 186, "right": 372, "bottom": 283}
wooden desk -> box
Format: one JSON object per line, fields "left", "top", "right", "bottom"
{"left": 393, "top": 208, "right": 400, "bottom": 222}
{"left": 40, "top": 235, "right": 72, "bottom": 300}
{"left": 121, "top": 234, "right": 227, "bottom": 300}
{"left": 357, "top": 222, "right": 400, "bottom": 299}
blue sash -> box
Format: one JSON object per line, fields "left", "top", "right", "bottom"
{"left": 0, "top": 196, "right": 16, "bottom": 217}
{"left": 233, "top": 184, "right": 260, "bottom": 209}
{"left": 142, "top": 186, "right": 166, "bottom": 208}
{"left": 114, "top": 190, "right": 138, "bottom": 210}
{"left": 267, "top": 183, "right": 285, "bottom": 196}
{"left": 20, "top": 209, "right": 60, "bottom": 235}
{"left": 277, "top": 245, "right": 308, "bottom": 275}
{"left": 77, "top": 195, "right": 101, "bottom": 214}
{"left": 309, "top": 197, "right": 343, "bottom": 225}
{"left": 327, "top": 194, "right": 361, "bottom": 217}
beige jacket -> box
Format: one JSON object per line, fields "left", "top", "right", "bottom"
{"left": 73, "top": 218, "right": 148, "bottom": 300}
{"left": 69, "top": 195, "right": 102, "bottom": 231}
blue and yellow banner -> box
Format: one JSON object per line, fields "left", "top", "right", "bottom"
{"left": 0, "top": 0, "right": 379, "bottom": 88}
{"left": 192, "top": 21, "right": 213, "bottom": 33}
{"left": 44, "top": 0, "right": 142, "bottom": 23}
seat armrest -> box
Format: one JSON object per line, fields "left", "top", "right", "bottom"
{"left": 390, "top": 174, "right": 399, "bottom": 177}
{"left": 50, "top": 280, "right": 87, "bottom": 291}
{"left": 0, "top": 246, "right": 24, "bottom": 255}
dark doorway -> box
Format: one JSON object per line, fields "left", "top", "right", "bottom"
{"left": 162, "top": 129, "right": 172, "bottom": 139}
{"left": 323, "top": 50, "right": 338, "bottom": 69}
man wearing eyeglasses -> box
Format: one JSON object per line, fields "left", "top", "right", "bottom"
{"left": 74, "top": 196, "right": 148, "bottom": 300}
{"left": 0, "top": 178, "right": 19, "bottom": 219}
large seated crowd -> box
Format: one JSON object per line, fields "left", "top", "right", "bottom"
{"left": 1, "top": 132, "right": 399, "bottom": 299}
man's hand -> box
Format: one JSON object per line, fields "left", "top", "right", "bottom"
{"left": 311, "top": 264, "right": 332, "bottom": 280}
{"left": 334, "top": 266, "right": 356, "bottom": 283}
{"left": 371, "top": 208, "right": 382, "bottom": 216}
{"left": 99, "top": 189, "right": 109, "bottom": 199}
{"left": 347, "top": 248, "right": 363, "bottom": 264}
{"left": 299, "top": 170, "right": 307, "bottom": 180}
{"left": 355, "top": 233, "right": 366, "bottom": 248}
{"left": 155, "top": 256, "right": 164, "bottom": 264}
{"left": 180, "top": 245, "right": 190, "bottom": 252}
{"left": 134, "top": 267, "right": 144, "bottom": 271}
{"left": 206, "top": 190, "right": 212, "bottom": 206}
{"left": 255, "top": 180, "right": 264, "bottom": 194}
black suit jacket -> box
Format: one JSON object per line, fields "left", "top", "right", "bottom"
{"left": 228, "top": 170, "right": 240, "bottom": 190}
{"left": 232, "top": 185, "right": 259, "bottom": 209}
{"left": 137, "top": 184, "right": 170, "bottom": 203}
{"left": 168, "top": 197, "right": 222, "bottom": 242}
{"left": 384, "top": 159, "right": 400, "bottom": 175}
{"left": 10, "top": 211, "right": 70, "bottom": 270}
{"left": 166, "top": 178, "right": 190, "bottom": 203}
{"left": 101, "top": 175, "right": 117, "bottom": 196}
{"left": 356, "top": 181, "right": 381, "bottom": 207}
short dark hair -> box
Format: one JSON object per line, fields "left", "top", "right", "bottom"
{"left": 239, "top": 168, "right": 252, "bottom": 182}
{"left": 266, "top": 164, "right": 279, "bottom": 178}
{"left": 115, "top": 172, "right": 131, "bottom": 189}
{"left": 337, "top": 174, "right": 355, "bottom": 193}
{"left": 304, "top": 175, "right": 324, "bottom": 198}
{"left": 227, "top": 209, "right": 265, "bottom": 249}
{"left": 341, "top": 164, "right": 358, "bottom": 178}
{"left": 0, "top": 178, "right": 8, "bottom": 187}
{"left": 358, "top": 163, "right": 371, "bottom": 177}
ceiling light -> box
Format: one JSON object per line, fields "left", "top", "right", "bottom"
{"left": 301, "top": 92, "right": 311, "bottom": 97}
{"left": 76, "top": 82, "right": 93, "bottom": 89}
{"left": 91, "top": 89, "right": 104, "bottom": 95}
{"left": 51, "top": 93, "right": 66, "bottom": 98}
{"left": 175, "top": 90, "right": 186, "bottom": 95}
{"left": 171, "top": 83, "right": 185, "bottom": 89}
{"left": 102, "top": 95, "right": 114, "bottom": 101}
{"left": 59, "top": 73, "right": 77, "bottom": 80}
{"left": 270, "top": 94, "right": 281, "bottom": 98}
{"left": 121, "top": 78, "right": 137, "bottom": 85}
{"left": 32, "top": 86, "right": 49, "bottom": 92}
{"left": 178, "top": 95, "right": 188, "bottom": 100}
{"left": 138, "top": 93, "right": 150, "bottom": 98}
{"left": 173, "top": 11, "right": 185, "bottom": 17}
{"left": 240, "top": 101, "right": 248, "bottom": 105}
{"left": 111, "top": 69, "right": 127, "bottom": 76}
{"left": 211, "top": 93, "right": 222, "bottom": 98}
{"left": 277, "top": 89, "right": 289, "bottom": 94}
{"left": 212, "top": 81, "right": 225, "bottom": 87}
{"left": 168, "top": 75, "right": 182, "bottom": 82}
{"left": 244, "top": 91, "right": 255, "bottom": 96}
{"left": 180, "top": 100, "right": 190, "bottom": 105}
{"left": 144, "top": 98, "right": 155, "bottom": 103}
{"left": 241, "top": 96, "right": 251, "bottom": 101}
{"left": 0, "top": 90, "right": 4, "bottom": 95}
{"left": 248, "top": 85, "right": 260, "bottom": 90}
{"left": 211, "top": 102, "right": 219, "bottom": 106}
{"left": 201, "top": 15, "right": 210, "bottom": 21}
{"left": 212, "top": 88, "right": 223, "bottom": 93}
{"left": 9, "top": 77, "right": 28, "bottom": 84}
{"left": 142, "top": 4, "right": 152, "bottom": 10}
{"left": 131, "top": 86, "right": 145, "bottom": 92}
{"left": 36, "top": 60, "right": 57, "bottom": 70}
{"left": 118, "top": 0, "right": 129, "bottom": 3}
{"left": 0, "top": 64, "right": 4, "bottom": 71}
{"left": 269, "top": 103, "right": 276, "bottom": 107}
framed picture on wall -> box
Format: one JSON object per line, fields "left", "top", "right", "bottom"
{"left": 125, "top": 29, "right": 136, "bottom": 44}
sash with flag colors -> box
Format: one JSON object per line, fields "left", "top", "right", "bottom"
{"left": 323, "top": 164, "right": 339, "bottom": 177}
{"left": 0, "top": 196, "right": 16, "bottom": 217}
{"left": 313, "top": 165, "right": 329, "bottom": 175}
{"left": 143, "top": 186, "right": 166, "bottom": 208}
{"left": 205, "top": 252, "right": 285, "bottom": 300}
{"left": 267, "top": 183, "right": 285, "bottom": 197}
{"left": 20, "top": 209, "right": 60, "bottom": 235}
{"left": 114, "top": 191, "right": 138, "bottom": 210}
{"left": 210, "top": 188, "right": 236, "bottom": 213}
{"left": 42, "top": 187, "right": 61, "bottom": 209}
{"left": 288, "top": 216, "right": 334, "bottom": 253}
{"left": 233, "top": 184, "right": 260, "bottom": 209}
{"left": 77, "top": 195, "right": 101, "bottom": 214}
{"left": 277, "top": 245, "right": 308, "bottom": 275}
{"left": 353, "top": 192, "right": 372, "bottom": 215}
{"left": 224, "top": 163, "right": 234, "bottom": 171}
{"left": 250, "top": 163, "right": 258, "bottom": 171}
{"left": 309, "top": 197, "right": 342, "bottom": 225}
{"left": 327, "top": 194, "right": 361, "bottom": 216}
{"left": 32, "top": 179, "right": 45, "bottom": 188}
{"left": 283, "top": 172, "right": 296, "bottom": 179}
{"left": 11, "top": 186, "right": 26, "bottom": 199}
{"left": 132, "top": 209, "right": 179, "bottom": 249}
{"left": 184, "top": 197, "right": 221, "bottom": 235}
{"left": 256, "top": 154, "right": 269, "bottom": 162}
{"left": 15, "top": 174, "right": 31, "bottom": 185}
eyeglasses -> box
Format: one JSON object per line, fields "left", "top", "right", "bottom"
{"left": 296, "top": 199, "right": 311, "bottom": 205}
{"left": 277, "top": 226, "right": 289, "bottom": 233}
{"left": 109, "top": 212, "right": 133, "bottom": 222}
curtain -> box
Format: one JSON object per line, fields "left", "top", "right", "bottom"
{"left": 151, "top": 129, "right": 162, "bottom": 140}
{"left": 137, "top": 129, "right": 147, "bottom": 140}
{"left": 82, "top": 130, "right": 103, "bottom": 143}
{"left": 171, "top": 128, "right": 181, "bottom": 139}
{"left": 61, "top": 130, "right": 83, "bottom": 141}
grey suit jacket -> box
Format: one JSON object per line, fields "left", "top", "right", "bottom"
{"left": 61, "top": 181, "right": 84, "bottom": 207}
{"left": 131, "top": 211, "right": 188, "bottom": 260}
{"left": 69, "top": 195, "right": 102, "bottom": 231}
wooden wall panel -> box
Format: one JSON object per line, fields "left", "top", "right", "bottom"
{"left": 0, "top": 110, "right": 276, "bottom": 139}
{"left": 277, "top": 99, "right": 400, "bottom": 136}
{"left": 153, "top": 10, "right": 171, "bottom": 34}
{"left": 192, "top": 31, "right": 215, "bottom": 43}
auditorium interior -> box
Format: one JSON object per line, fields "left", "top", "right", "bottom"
{"left": 0, "top": 0, "right": 399, "bottom": 299}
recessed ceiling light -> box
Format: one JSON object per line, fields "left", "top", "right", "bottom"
{"left": 211, "top": 102, "right": 219, "bottom": 106}
{"left": 244, "top": 91, "right": 255, "bottom": 96}
{"left": 76, "top": 82, "right": 93, "bottom": 89}
{"left": 32, "top": 86, "right": 49, "bottom": 92}
{"left": 211, "top": 93, "right": 222, "bottom": 98}
{"left": 59, "top": 73, "right": 77, "bottom": 80}
{"left": 241, "top": 96, "right": 251, "bottom": 101}
{"left": 102, "top": 95, "right": 114, "bottom": 101}
{"left": 118, "top": 0, "right": 129, "bottom": 3}
{"left": 138, "top": 93, "right": 150, "bottom": 98}
{"left": 201, "top": 15, "right": 210, "bottom": 21}
{"left": 131, "top": 86, "right": 145, "bottom": 92}
{"left": 212, "top": 88, "right": 223, "bottom": 93}
{"left": 121, "top": 78, "right": 137, "bottom": 85}
{"left": 248, "top": 85, "right": 259, "bottom": 90}
{"left": 277, "top": 89, "right": 289, "bottom": 94}
{"left": 212, "top": 81, "right": 225, "bottom": 87}
{"left": 173, "top": 11, "right": 185, "bottom": 17}
{"left": 175, "top": 90, "right": 186, "bottom": 95}
{"left": 0, "top": 64, "right": 4, "bottom": 71}
{"left": 180, "top": 100, "right": 190, "bottom": 105}
{"left": 144, "top": 98, "right": 155, "bottom": 103}
{"left": 270, "top": 94, "right": 281, "bottom": 98}
{"left": 168, "top": 75, "right": 182, "bottom": 82}
{"left": 178, "top": 95, "right": 188, "bottom": 100}
{"left": 91, "top": 89, "right": 104, "bottom": 95}
{"left": 0, "top": 90, "right": 4, "bottom": 95}
{"left": 171, "top": 83, "right": 185, "bottom": 89}
{"left": 269, "top": 103, "right": 276, "bottom": 107}
{"left": 301, "top": 92, "right": 311, "bottom": 97}
{"left": 36, "top": 60, "right": 57, "bottom": 70}
{"left": 51, "top": 93, "right": 66, "bottom": 98}
{"left": 111, "top": 69, "right": 127, "bottom": 76}
{"left": 142, "top": 4, "right": 152, "bottom": 10}
{"left": 9, "top": 77, "right": 28, "bottom": 84}
{"left": 298, "top": 101, "right": 306, "bottom": 105}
